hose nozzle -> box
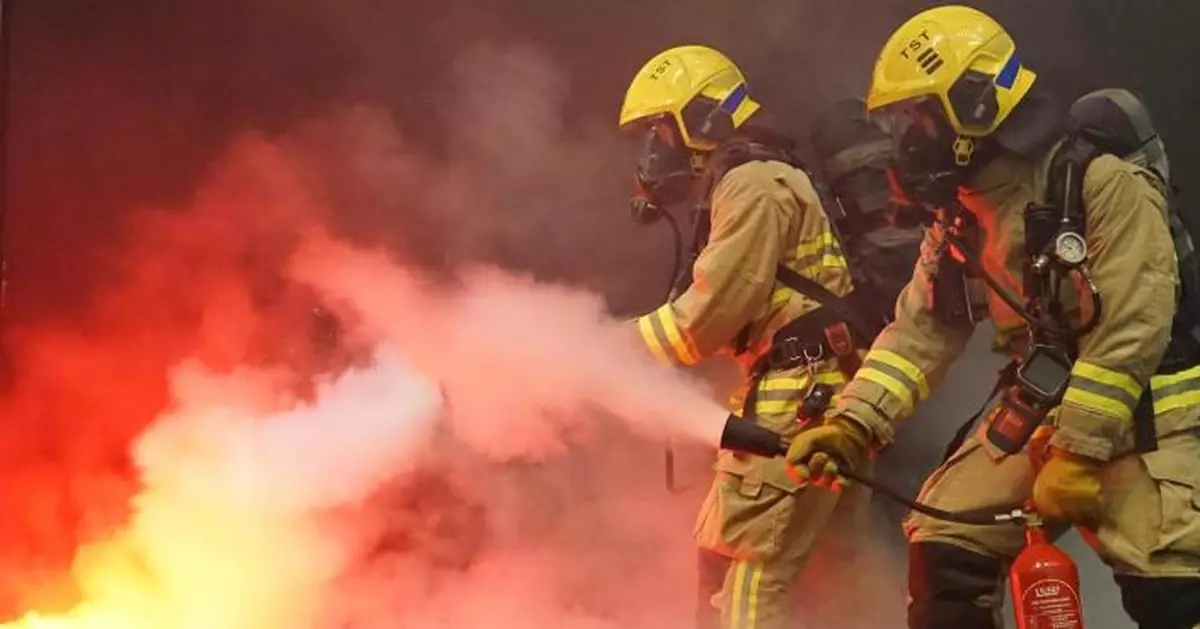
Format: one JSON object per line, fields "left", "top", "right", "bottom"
{"left": 718, "top": 416, "right": 789, "bottom": 458}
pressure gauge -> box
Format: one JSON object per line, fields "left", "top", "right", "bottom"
{"left": 1054, "top": 231, "right": 1088, "bottom": 266}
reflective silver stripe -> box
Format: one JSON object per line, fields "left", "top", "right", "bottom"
{"left": 647, "top": 314, "right": 674, "bottom": 358}
{"left": 1151, "top": 378, "right": 1200, "bottom": 404}
{"left": 730, "top": 561, "right": 763, "bottom": 629}
{"left": 1149, "top": 369, "right": 1200, "bottom": 414}
{"left": 644, "top": 308, "right": 698, "bottom": 365}
{"left": 792, "top": 252, "right": 848, "bottom": 276}
{"left": 861, "top": 358, "right": 921, "bottom": 396}
{"left": 1067, "top": 373, "right": 1140, "bottom": 410}
{"left": 757, "top": 388, "right": 805, "bottom": 403}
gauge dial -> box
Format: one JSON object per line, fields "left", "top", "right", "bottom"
{"left": 1054, "top": 231, "right": 1088, "bottom": 266}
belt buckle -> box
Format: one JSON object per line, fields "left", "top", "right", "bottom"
{"left": 770, "top": 337, "right": 801, "bottom": 367}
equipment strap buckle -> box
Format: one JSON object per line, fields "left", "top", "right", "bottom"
{"left": 825, "top": 321, "right": 863, "bottom": 379}
{"left": 768, "top": 336, "right": 823, "bottom": 370}
{"left": 824, "top": 322, "right": 854, "bottom": 358}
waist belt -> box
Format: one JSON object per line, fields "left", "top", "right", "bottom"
{"left": 739, "top": 303, "right": 873, "bottom": 419}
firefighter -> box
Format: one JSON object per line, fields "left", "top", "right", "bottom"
{"left": 784, "top": 6, "right": 1200, "bottom": 628}
{"left": 619, "top": 45, "right": 873, "bottom": 629}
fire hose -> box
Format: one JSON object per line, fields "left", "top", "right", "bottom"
{"left": 716, "top": 417, "right": 1088, "bottom": 628}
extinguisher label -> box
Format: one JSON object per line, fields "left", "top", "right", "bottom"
{"left": 1019, "top": 578, "right": 1083, "bottom": 628}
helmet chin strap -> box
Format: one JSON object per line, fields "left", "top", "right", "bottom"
{"left": 953, "top": 135, "right": 976, "bottom": 167}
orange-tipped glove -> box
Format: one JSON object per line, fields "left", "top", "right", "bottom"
{"left": 1031, "top": 448, "right": 1104, "bottom": 528}
{"left": 784, "top": 416, "right": 872, "bottom": 489}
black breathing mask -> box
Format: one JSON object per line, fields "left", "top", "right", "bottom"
{"left": 880, "top": 167, "right": 937, "bottom": 229}
{"left": 878, "top": 99, "right": 972, "bottom": 213}
{"left": 629, "top": 120, "right": 697, "bottom": 224}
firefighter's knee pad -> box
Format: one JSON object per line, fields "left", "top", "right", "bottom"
{"left": 1114, "top": 574, "right": 1200, "bottom": 629}
{"left": 907, "top": 541, "right": 1005, "bottom": 629}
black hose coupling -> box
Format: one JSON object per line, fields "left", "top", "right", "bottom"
{"left": 718, "top": 415, "right": 789, "bottom": 458}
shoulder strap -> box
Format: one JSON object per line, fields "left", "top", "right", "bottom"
{"left": 709, "top": 138, "right": 806, "bottom": 187}
{"left": 1046, "top": 134, "right": 1105, "bottom": 233}
{"left": 774, "top": 264, "right": 883, "bottom": 342}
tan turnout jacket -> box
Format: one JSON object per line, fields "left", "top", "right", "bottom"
{"left": 831, "top": 146, "right": 1196, "bottom": 461}
{"left": 634, "top": 158, "right": 856, "bottom": 490}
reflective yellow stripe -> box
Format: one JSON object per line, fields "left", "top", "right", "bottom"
{"left": 1152, "top": 390, "right": 1200, "bottom": 415}
{"left": 760, "top": 371, "right": 846, "bottom": 391}
{"left": 729, "top": 561, "right": 762, "bottom": 629}
{"left": 650, "top": 304, "right": 700, "bottom": 366}
{"left": 858, "top": 366, "right": 916, "bottom": 414}
{"left": 756, "top": 399, "right": 798, "bottom": 415}
{"left": 869, "top": 350, "right": 929, "bottom": 400}
{"left": 860, "top": 349, "right": 929, "bottom": 404}
{"left": 1062, "top": 387, "right": 1135, "bottom": 421}
{"left": 747, "top": 563, "right": 763, "bottom": 629}
{"left": 1072, "top": 361, "right": 1141, "bottom": 399}
{"left": 730, "top": 562, "right": 747, "bottom": 629}
{"left": 793, "top": 253, "right": 849, "bottom": 278}
{"left": 1151, "top": 364, "right": 1200, "bottom": 414}
{"left": 794, "top": 231, "right": 840, "bottom": 258}
{"left": 822, "top": 253, "right": 848, "bottom": 268}
{"left": 756, "top": 371, "right": 847, "bottom": 415}
{"left": 636, "top": 316, "right": 670, "bottom": 364}
{"left": 1063, "top": 361, "right": 1141, "bottom": 421}
{"left": 769, "top": 286, "right": 792, "bottom": 309}
{"left": 756, "top": 373, "right": 808, "bottom": 416}
{"left": 1150, "top": 364, "right": 1200, "bottom": 389}
{"left": 788, "top": 231, "right": 848, "bottom": 278}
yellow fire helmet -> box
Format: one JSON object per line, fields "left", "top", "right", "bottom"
{"left": 618, "top": 45, "right": 761, "bottom": 151}
{"left": 867, "top": 5, "right": 1037, "bottom": 141}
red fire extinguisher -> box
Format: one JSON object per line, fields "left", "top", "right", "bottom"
{"left": 1010, "top": 512, "right": 1085, "bottom": 628}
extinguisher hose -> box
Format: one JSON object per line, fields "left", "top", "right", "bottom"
{"left": 718, "top": 418, "right": 1032, "bottom": 526}
{"left": 661, "top": 210, "right": 688, "bottom": 494}
{"left": 837, "top": 468, "right": 1030, "bottom": 526}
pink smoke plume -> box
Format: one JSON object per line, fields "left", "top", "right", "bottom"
{"left": 0, "top": 39, "right": 908, "bottom": 629}
{"left": 290, "top": 233, "right": 729, "bottom": 460}
{"left": 0, "top": 85, "right": 729, "bottom": 629}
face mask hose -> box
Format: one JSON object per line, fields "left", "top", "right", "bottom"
{"left": 650, "top": 203, "right": 716, "bottom": 494}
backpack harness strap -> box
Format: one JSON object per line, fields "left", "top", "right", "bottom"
{"left": 709, "top": 138, "right": 885, "bottom": 419}
{"left": 739, "top": 264, "right": 883, "bottom": 419}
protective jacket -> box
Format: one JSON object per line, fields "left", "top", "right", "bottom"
{"left": 634, "top": 158, "right": 855, "bottom": 490}
{"left": 830, "top": 144, "right": 1198, "bottom": 461}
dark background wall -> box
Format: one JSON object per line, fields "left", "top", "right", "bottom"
{"left": 2, "top": 1, "right": 1198, "bottom": 627}
{"left": 8, "top": 0, "right": 1199, "bottom": 326}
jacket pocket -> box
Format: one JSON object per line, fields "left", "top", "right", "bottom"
{"left": 694, "top": 471, "right": 793, "bottom": 561}
{"left": 1141, "top": 440, "right": 1200, "bottom": 557}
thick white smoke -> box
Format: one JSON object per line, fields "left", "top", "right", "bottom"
{"left": 291, "top": 235, "right": 729, "bottom": 461}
